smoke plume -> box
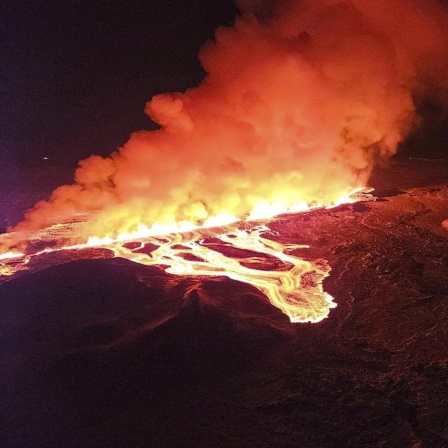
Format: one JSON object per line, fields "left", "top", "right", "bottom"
{"left": 6, "top": 0, "right": 448, "bottom": 245}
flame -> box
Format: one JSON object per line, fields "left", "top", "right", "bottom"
{"left": 3, "top": 0, "right": 448, "bottom": 325}
{"left": 0, "top": 187, "right": 373, "bottom": 323}
{"left": 0, "top": 251, "right": 24, "bottom": 261}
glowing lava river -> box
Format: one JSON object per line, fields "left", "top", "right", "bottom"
{"left": 0, "top": 188, "right": 373, "bottom": 323}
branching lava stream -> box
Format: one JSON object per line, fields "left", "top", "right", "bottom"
{"left": 111, "top": 225, "right": 335, "bottom": 323}
{"left": 0, "top": 189, "right": 374, "bottom": 323}
{"left": 0, "top": 223, "right": 334, "bottom": 323}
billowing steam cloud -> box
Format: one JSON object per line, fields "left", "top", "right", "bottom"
{"left": 6, "top": 0, "right": 448, "bottom": 246}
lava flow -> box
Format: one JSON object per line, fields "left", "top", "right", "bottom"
{"left": 0, "top": 222, "right": 334, "bottom": 323}
{"left": 109, "top": 225, "right": 334, "bottom": 323}
{"left": 0, "top": 188, "right": 372, "bottom": 323}
{"left": 3, "top": 0, "right": 438, "bottom": 322}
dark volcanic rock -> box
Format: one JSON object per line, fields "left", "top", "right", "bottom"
{"left": 0, "top": 258, "right": 290, "bottom": 448}
{"left": 1, "top": 159, "right": 448, "bottom": 447}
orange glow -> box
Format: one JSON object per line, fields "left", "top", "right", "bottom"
{"left": 108, "top": 224, "right": 336, "bottom": 323}
{"left": 0, "top": 251, "right": 24, "bottom": 261}
{"left": 3, "top": 0, "right": 448, "bottom": 324}
{"left": 0, "top": 251, "right": 29, "bottom": 276}
{"left": 0, "top": 188, "right": 372, "bottom": 323}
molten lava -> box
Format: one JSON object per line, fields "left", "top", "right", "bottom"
{"left": 4, "top": 0, "right": 441, "bottom": 322}
{"left": 0, "top": 188, "right": 372, "bottom": 323}
{"left": 110, "top": 225, "right": 335, "bottom": 323}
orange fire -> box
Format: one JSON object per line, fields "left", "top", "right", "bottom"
{"left": 3, "top": 0, "right": 443, "bottom": 321}
{"left": 0, "top": 187, "right": 372, "bottom": 323}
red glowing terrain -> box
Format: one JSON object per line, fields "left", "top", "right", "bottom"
{"left": 1, "top": 159, "right": 448, "bottom": 447}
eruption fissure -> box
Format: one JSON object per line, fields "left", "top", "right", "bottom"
{"left": 2, "top": 0, "right": 448, "bottom": 322}
{"left": 0, "top": 188, "right": 373, "bottom": 322}
{"left": 0, "top": 222, "right": 336, "bottom": 323}
{"left": 6, "top": 0, "right": 447, "bottom": 245}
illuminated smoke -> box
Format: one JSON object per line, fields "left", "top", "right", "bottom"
{"left": 5, "top": 0, "right": 448, "bottom": 246}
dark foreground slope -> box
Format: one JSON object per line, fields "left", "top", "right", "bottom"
{"left": 1, "top": 159, "right": 448, "bottom": 448}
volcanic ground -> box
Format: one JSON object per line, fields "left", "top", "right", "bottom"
{"left": 1, "top": 157, "right": 448, "bottom": 447}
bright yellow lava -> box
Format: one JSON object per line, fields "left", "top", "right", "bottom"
{"left": 0, "top": 187, "right": 372, "bottom": 323}
{"left": 111, "top": 225, "right": 335, "bottom": 323}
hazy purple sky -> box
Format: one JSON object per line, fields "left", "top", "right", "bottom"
{"left": 1, "top": 1, "right": 237, "bottom": 165}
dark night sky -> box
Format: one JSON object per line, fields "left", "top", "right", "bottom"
{"left": 1, "top": 1, "right": 448, "bottom": 170}
{"left": 0, "top": 1, "right": 238, "bottom": 166}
